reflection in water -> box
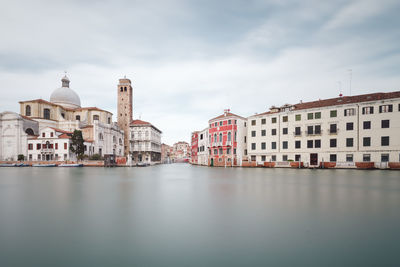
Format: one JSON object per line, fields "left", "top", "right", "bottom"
{"left": 0, "top": 165, "right": 399, "bottom": 267}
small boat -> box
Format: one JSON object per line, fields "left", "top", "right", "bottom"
{"left": 15, "top": 163, "right": 30, "bottom": 167}
{"left": 137, "top": 162, "right": 149, "bottom": 167}
{"left": 59, "top": 163, "right": 83, "bottom": 167}
{"left": 32, "top": 164, "right": 57, "bottom": 167}
{"left": 0, "top": 163, "right": 16, "bottom": 167}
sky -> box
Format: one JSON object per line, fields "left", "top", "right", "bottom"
{"left": 0, "top": 0, "right": 399, "bottom": 144}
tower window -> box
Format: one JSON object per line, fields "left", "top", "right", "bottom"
{"left": 120, "top": 87, "right": 123, "bottom": 92}
{"left": 124, "top": 87, "right": 127, "bottom": 91}
{"left": 25, "top": 105, "right": 31, "bottom": 116}
{"left": 76, "top": 115, "right": 80, "bottom": 121}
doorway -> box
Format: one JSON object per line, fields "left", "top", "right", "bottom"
{"left": 310, "top": 153, "right": 318, "bottom": 165}
{"left": 210, "top": 158, "right": 214, "bottom": 167}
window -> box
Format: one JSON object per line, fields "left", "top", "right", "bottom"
{"left": 379, "top": 104, "right": 393, "bottom": 113}
{"left": 28, "top": 144, "right": 33, "bottom": 150}
{"left": 215, "top": 122, "right": 217, "bottom": 127}
{"left": 329, "top": 124, "right": 337, "bottom": 134}
{"left": 363, "top": 121, "right": 371, "bottom": 129}
{"left": 251, "top": 143, "right": 256, "bottom": 150}
{"left": 76, "top": 115, "right": 80, "bottom": 121}
{"left": 261, "top": 155, "right": 266, "bottom": 161}
{"left": 307, "top": 113, "right": 313, "bottom": 120}
{"left": 283, "top": 128, "right": 288, "bottom": 135}
{"left": 251, "top": 120, "right": 256, "bottom": 126}
{"left": 381, "top": 120, "right": 390, "bottom": 128}
{"left": 213, "top": 134, "right": 217, "bottom": 143}
{"left": 43, "top": 108, "right": 50, "bottom": 120}
{"left": 346, "top": 122, "right": 354, "bottom": 131}
{"left": 307, "top": 140, "right": 313, "bottom": 148}
{"left": 362, "top": 106, "right": 374, "bottom": 114}
{"left": 295, "top": 155, "right": 301, "bottom": 161}
{"left": 272, "top": 117, "right": 277, "bottom": 123}
{"left": 330, "top": 154, "right": 337, "bottom": 162}
{"left": 93, "top": 115, "right": 99, "bottom": 121}
{"left": 295, "top": 140, "right": 301, "bottom": 149}
{"left": 330, "top": 110, "right": 337, "bottom": 117}
{"left": 344, "top": 108, "right": 356, "bottom": 116}
{"left": 363, "top": 137, "right": 371, "bottom": 147}
{"left": 283, "top": 116, "right": 288, "bottom": 122}
{"left": 50, "top": 132, "right": 53, "bottom": 137}
{"left": 244, "top": 149, "right": 247, "bottom": 155}
{"left": 219, "top": 133, "right": 222, "bottom": 142}
{"left": 330, "top": 139, "right": 337, "bottom": 148}
{"left": 271, "top": 155, "right": 276, "bottom": 161}
{"left": 261, "top": 130, "right": 266, "bottom": 136}
{"left": 282, "top": 155, "right": 288, "bottom": 161}
{"left": 55, "top": 143, "right": 58, "bottom": 150}
{"left": 251, "top": 131, "right": 256, "bottom": 137}
{"left": 219, "top": 121, "right": 222, "bottom": 126}
{"left": 25, "top": 105, "right": 31, "bottom": 116}
{"left": 233, "top": 149, "right": 236, "bottom": 155}
{"left": 219, "top": 148, "right": 223, "bottom": 155}
{"left": 307, "top": 125, "right": 313, "bottom": 135}
{"left": 346, "top": 154, "right": 353, "bottom": 162}
{"left": 282, "top": 141, "right": 288, "bottom": 149}
{"left": 108, "top": 117, "right": 111, "bottom": 124}
{"left": 271, "top": 142, "right": 276, "bottom": 149}
{"left": 228, "top": 120, "right": 231, "bottom": 125}
{"left": 261, "top": 118, "right": 266, "bottom": 125}
{"left": 294, "top": 127, "right": 301, "bottom": 136}
{"left": 214, "top": 149, "right": 218, "bottom": 155}
{"left": 42, "top": 132, "right": 45, "bottom": 137}
{"left": 36, "top": 144, "right": 41, "bottom": 150}
{"left": 315, "top": 112, "right": 321, "bottom": 119}
{"left": 295, "top": 114, "right": 301, "bottom": 121}
{"left": 346, "top": 138, "right": 354, "bottom": 147}
{"left": 261, "top": 142, "right": 266, "bottom": 150}
{"left": 244, "top": 136, "right": 246, "bottom": 143}
{"left": 64, "top": 143, "right": 67, "bottom": 149}
{"left": 315, "top": 125, "right": 321, "bottom": 134}
{"left": 315, "top": 139, "right": 321, "bottom": 148}
{"left": 381, "top": 136, "right": 389, "bottom": 146}
{"left": 234, "top": 132, "right": 237, "bottom": 142}
{"left": 228, "top": 132, "right": 231, "bottom": 141}
{"left": 363, "top": 154, "right": 371, "bottom": 162}
{"left": 381, "top": 154, "right": 389, "bottom": 162}
{"left": 271, "top": 129, "right": 276, "bottom": 135}
{"left": 251, "top": 156, "right": 256, "bottom": 162}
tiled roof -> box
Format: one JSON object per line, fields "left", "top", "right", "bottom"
{"left": 293, "top": 91, "right": 400, "bottom": 111}
{"left": 130, "top": 119, "right": 151, "bottom": 125}
{"left": 209, "top": 112, "right": 246, "bottom": 122}
{"left": 19, "top": 99, "right": 57, "bottom": 106}
{"left": 58, "top": 133, "right": 72, "bottom": 139}
{"left": 49, "top": 127, "right": 73, "bottom": 134}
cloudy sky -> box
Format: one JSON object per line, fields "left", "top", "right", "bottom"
{"left": 1, "top": 0, "right": 399, "bottom": 144}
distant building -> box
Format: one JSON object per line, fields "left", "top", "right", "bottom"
{"left": 161, "top": 143, "right": 173, "bottom": 163}
{"left": 190, "top": 131, "right": 199, "bottom": 164}
{"left": 197, "top": 128, "right": 209, "bottom": 165}
{"left": 129, "top": 119, "right": 162, "bottom": 165}
{"left": 173, "top": 141, "right": 190, "bottom": 162}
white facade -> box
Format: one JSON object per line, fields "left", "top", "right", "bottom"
{"left": 27, "top": 127, "right": 93, "bottom": 161}
{"left": 246, "top": 93, "right": 400, "bottom": 166}
{"left": 197, "top": 128, "right": 209, "bottom": 165}
{"left": 0, "top": 112, "right": 39, "bottom": 161}
{"left": 129, "top": 120, "right": 162, "bottom": 165}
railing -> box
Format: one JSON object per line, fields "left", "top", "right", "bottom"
{"left": 41, "top": 148, "right": 54, "bottom": 153}
{"left": 305, "top": 130, "right": 322, "bottom": 136}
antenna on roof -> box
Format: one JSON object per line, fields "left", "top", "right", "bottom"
{"left": 348, "top": 69, "right": 352, "bottom": 96}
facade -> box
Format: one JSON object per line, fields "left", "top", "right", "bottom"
{"left": 208, "top": 110, "right": 247, "bottom": 166}
{"left": 161, "top": 143, "right": 173, "bottom": 163}
{"left": 27, "top": 127, "right": 93, "bottom": 161}
{"left": 117, "top": 78, "right": 133, "bottom": 156}
{"left": 0, "top": 112, "right": 39, "bottom": 161}
{"left": 15, "top": 75, "right": 124, "bottom": 159}
{"left": 197, "top": 128, "right": 209, "bottom": 165}
{"left": 190, "top": 131, "right": 199, "bottom": 164}
{"left": 129, "top": 119, "right": 162, "bottom": 165}
{"left": 246, "top": 92, "right": 400, "bottom": 167}
{"left": 173, "top": 141, "right": 190, "bottom": 161}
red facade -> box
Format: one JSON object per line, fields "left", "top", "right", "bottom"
{"left": 191, "top": 132, "right": 198, "bottom": 164}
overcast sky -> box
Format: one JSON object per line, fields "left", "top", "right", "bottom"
{"left": 1, "top": 0, "right": 399, "bottom": 144}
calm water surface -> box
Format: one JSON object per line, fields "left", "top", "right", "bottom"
{"left": 0, "top": 164, "right": 399, "bottom": 267}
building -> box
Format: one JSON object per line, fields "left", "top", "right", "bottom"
{"left": 161, "top": 143, "right": 173, "bottom": 163}
{"left": 190, "top": 131, "right": 199, "bottom": 164}
{"left": 197, "top": 128, "right": 209, "bottom": 166}
{"left": 0, "top": 112, "right": 39, "bottom": 161}
{"left": 129, "top": 119, "right": 162, "bottom": 165}
{"left": 0, "top": 75, "right": 124, "bottom": 161}
{"left": 246, "top": 92, "right": 400, "bottom": 168}
{"left": 117, "top": 78, "right": 133, "bottom": 156}
{"left": 27, "top": 127, "right": 93, "bottom": 161}
{"left": 208, "top": 110, "right": 247, "bottom": 166}
{"left": 173, "top": 141, "right": 190, "bottom": 162}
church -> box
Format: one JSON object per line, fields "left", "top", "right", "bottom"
{"left": 0, "top": 75, "right": 124, "bottom": 161}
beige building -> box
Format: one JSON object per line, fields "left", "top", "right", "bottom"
{"left": 247, "top": 92, "right": 400, "bottom": 167}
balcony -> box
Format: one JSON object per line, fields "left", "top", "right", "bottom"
{"left": 328, "top": 129, "right": 339, "bottom": 135}
{"left": 41, "top": 148, "right": 54, "bottom": 153}
{"left": 305, "top": 130, "right": 322, "bottom": 136}
{"left": 293, "top": 131, "right": 302, "bottom": 137}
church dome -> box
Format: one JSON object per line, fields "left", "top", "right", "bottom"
{"left": 50, "top": 75, "right": 81, "bottom": 109}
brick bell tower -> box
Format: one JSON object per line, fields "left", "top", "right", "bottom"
{"left": 117, "top": 77, "right": 133, "bottom": 156}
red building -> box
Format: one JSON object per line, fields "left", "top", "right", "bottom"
{"left": 191, "top": 131, "right": 199, "bottom": 164}
{"left": 208, "top": 109, "right": 246, "bottom": 167}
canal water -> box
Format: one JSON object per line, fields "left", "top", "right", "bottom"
{"left": 0, "top": 164, "right": 399, "bottom": 267}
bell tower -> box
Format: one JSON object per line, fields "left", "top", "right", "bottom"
{"left": 117, "top": 77, "right": 133, "bottom": 156}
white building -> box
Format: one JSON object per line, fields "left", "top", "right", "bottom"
{"left": 129, "top": 119, "right": 162, "bottom": 165}
{"left": 0, "top": 112, "right": 39, "bottom": 161}
{"left": 197, "top": 128, "right": 209, "bottom": 165}
{"left": 246, "top": 92, "right": 400, "bottom": 167}
{"left": 27, "top": 127, "right": 93, "bottom": 161}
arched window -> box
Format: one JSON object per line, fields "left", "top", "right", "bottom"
{"left": 43, "top": 108, "right": 50, "bottom": 120}
{"left": 25, "top": 105, "right": 31, "bottom": 116}
{"left": 25, "top": 128, "right": 34, "bottom": 136}
{"left": 108, "top": 117, "right": 111, "bottom": 124}
{"left": 93, "top": 115, "right": 99, "bottom": 121}
{"left": 214, "top": 134, "right": 217, "bottom": 143}
{"left": 234, "top": 131, "right": 237, "bottom": 142}
{"left": 76, "top": 115, "right": 80, "bottom": 121}
{"left": 124, "top": 87, "right": 127, "bottom": 91}
{"left": 120, "top": 87, "right": 123, "bottom": 92}
{"left": 219, "top": 133, "right": 222, "bottom": 142}
{"left": 228, "top": 132, "right": 231, "bottom": 141}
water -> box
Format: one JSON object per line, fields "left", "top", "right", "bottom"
{"left": 0, "top": 165, "right": 399, "bottom": 267}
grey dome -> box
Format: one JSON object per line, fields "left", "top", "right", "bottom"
{"left": 50, "top": 75, "right": 81, "bottom": 109}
